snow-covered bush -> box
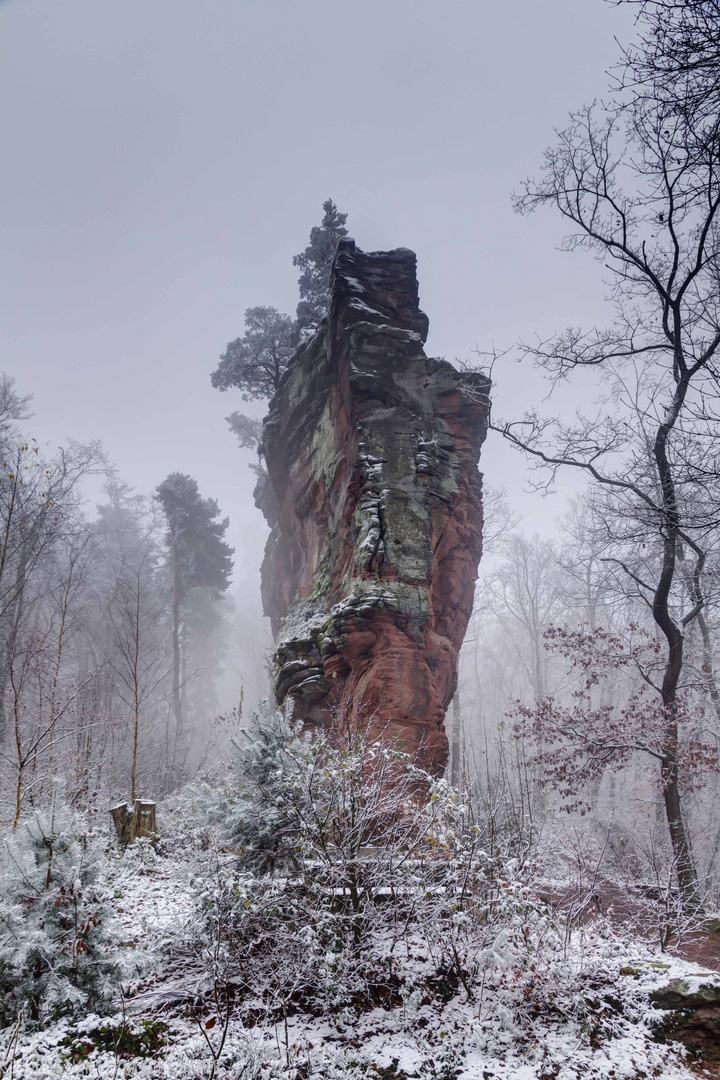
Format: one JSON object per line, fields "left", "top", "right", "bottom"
{"left": 190, "top": 711, "right": 556, "bottom": 1020}
{"left": 0, "top": 794, "right": 127, "bottom": 1024}
{"left": 115, "top": 834, "right": 160, "bottom": 876}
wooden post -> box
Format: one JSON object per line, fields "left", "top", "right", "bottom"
{"left": 135, "top": 800, "right": 156, "bottom": 838}
{"left": 109, "top": 803, "right": 132, "bottom": 846}
{"left": 109, "top": 799, "right": 157, "bottom": 845}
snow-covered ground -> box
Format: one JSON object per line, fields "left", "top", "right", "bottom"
{"left": 4, "top": 828, "right": 718, "bottom": 1080}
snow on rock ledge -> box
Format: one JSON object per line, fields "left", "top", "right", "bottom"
{"left": 255, "top": 239, "right": 490, "bottom": 773}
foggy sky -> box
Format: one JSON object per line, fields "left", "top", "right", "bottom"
{"left": 1, "top": 0, "right": 634, "bottom": 584}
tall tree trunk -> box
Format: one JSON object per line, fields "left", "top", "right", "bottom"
{"left": 653, "top": 385, "right": 699, "bottom": 902}
{"left": 0, "top": 655, "right": 8, "bottom": 746}
{"left": 450, "top": 689, "right": 462, "bottom": 787}
{"left": 131, "top": 657, "right": 140, "bottom": 803}
{"left": 657, "top": 603, "right": 698, "bottom": 900}
{"left": 696, "top": 609, "right": 720, "bottom": 724}
{"left": 170, "top": 529, "right": 183, "bottom": 741}
{"left": 0, "top": 553, "right": 28, "bottom": 745}
{"left": 12, "top": 682, "right": 23, "bottom": 829}
{"left": 531, "top": 617, "right": 545, "bottom": 700}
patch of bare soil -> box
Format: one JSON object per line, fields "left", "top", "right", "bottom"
{"left": 547, "top": 878, "right": 720, "bottom": 1077}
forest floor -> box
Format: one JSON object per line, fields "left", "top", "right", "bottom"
{"left": 5, "top": 817, "right": 720, "bottom": 1080}
{"left": 547, "top": 875, "right": 720, "bottom": 971}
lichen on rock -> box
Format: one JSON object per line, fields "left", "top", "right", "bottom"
{"left": 255, "top": 239, "right": 490, "bottom": 774}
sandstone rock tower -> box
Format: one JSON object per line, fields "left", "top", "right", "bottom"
{"left": 255, "top": 239, "right": 490, "bottom": 774}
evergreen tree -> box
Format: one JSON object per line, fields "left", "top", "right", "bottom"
{"left": 210, "top": 200, "right": 349, "bottom": 421}
{"left": 225, "top": 414, "right": 263, "bottom": 451}
{"left": 293, "top": 197, "right": 348, "bottom": 332}
{"left": 221, "top": 704, "right": 303, "bottom": 872}
{"left": 0, "top": 795, "right": 126, "bottom": 1023}
{"left": 210, "top": 306, "right": 298, "bottom": 402}
{"left": 155, "top": 475, "right": 233, "bottom": 747}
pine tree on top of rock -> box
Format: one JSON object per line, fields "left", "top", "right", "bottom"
{"left": 210, "top": 200, "right": 349, "bottom": 452}
{"left": 293, "top": 197, "right": 348, "bottom": 333}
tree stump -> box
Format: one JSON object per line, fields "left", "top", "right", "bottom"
{"left": 109, "top": 800, "right": 157, "bottom": 845}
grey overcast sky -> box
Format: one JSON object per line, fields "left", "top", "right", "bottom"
{"left": 1, "top": 0, "right": 634, "bottom": 582}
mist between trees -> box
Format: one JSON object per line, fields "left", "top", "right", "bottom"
{"left": 0, "top": 378, "right": 240, "bottom": 824}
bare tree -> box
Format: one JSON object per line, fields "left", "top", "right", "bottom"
{"left": 0, "top": 437, "right": 103, "bottom": 741}
{"left": 494, "top": 1, "right": 720, "bottom": 897}
{"left": 615, "top": 0, "right": 720, "bottom": 124}
{"left": 486, "top": 535, "right": 566, "bottom": 702}
{"left": 94, "top": 486, "right": 171, "bottom": 801}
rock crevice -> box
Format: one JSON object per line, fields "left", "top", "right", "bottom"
{"left": 255, "top": 239, "right": 490, "bottom": 773}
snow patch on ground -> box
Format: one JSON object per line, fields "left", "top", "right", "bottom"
{"left": 2, "top": 834, "right": 716, "bottom": 1078}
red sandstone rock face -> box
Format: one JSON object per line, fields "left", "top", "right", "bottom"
{"left": 255, "top": 240, "right": 490, "bottom": 774}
